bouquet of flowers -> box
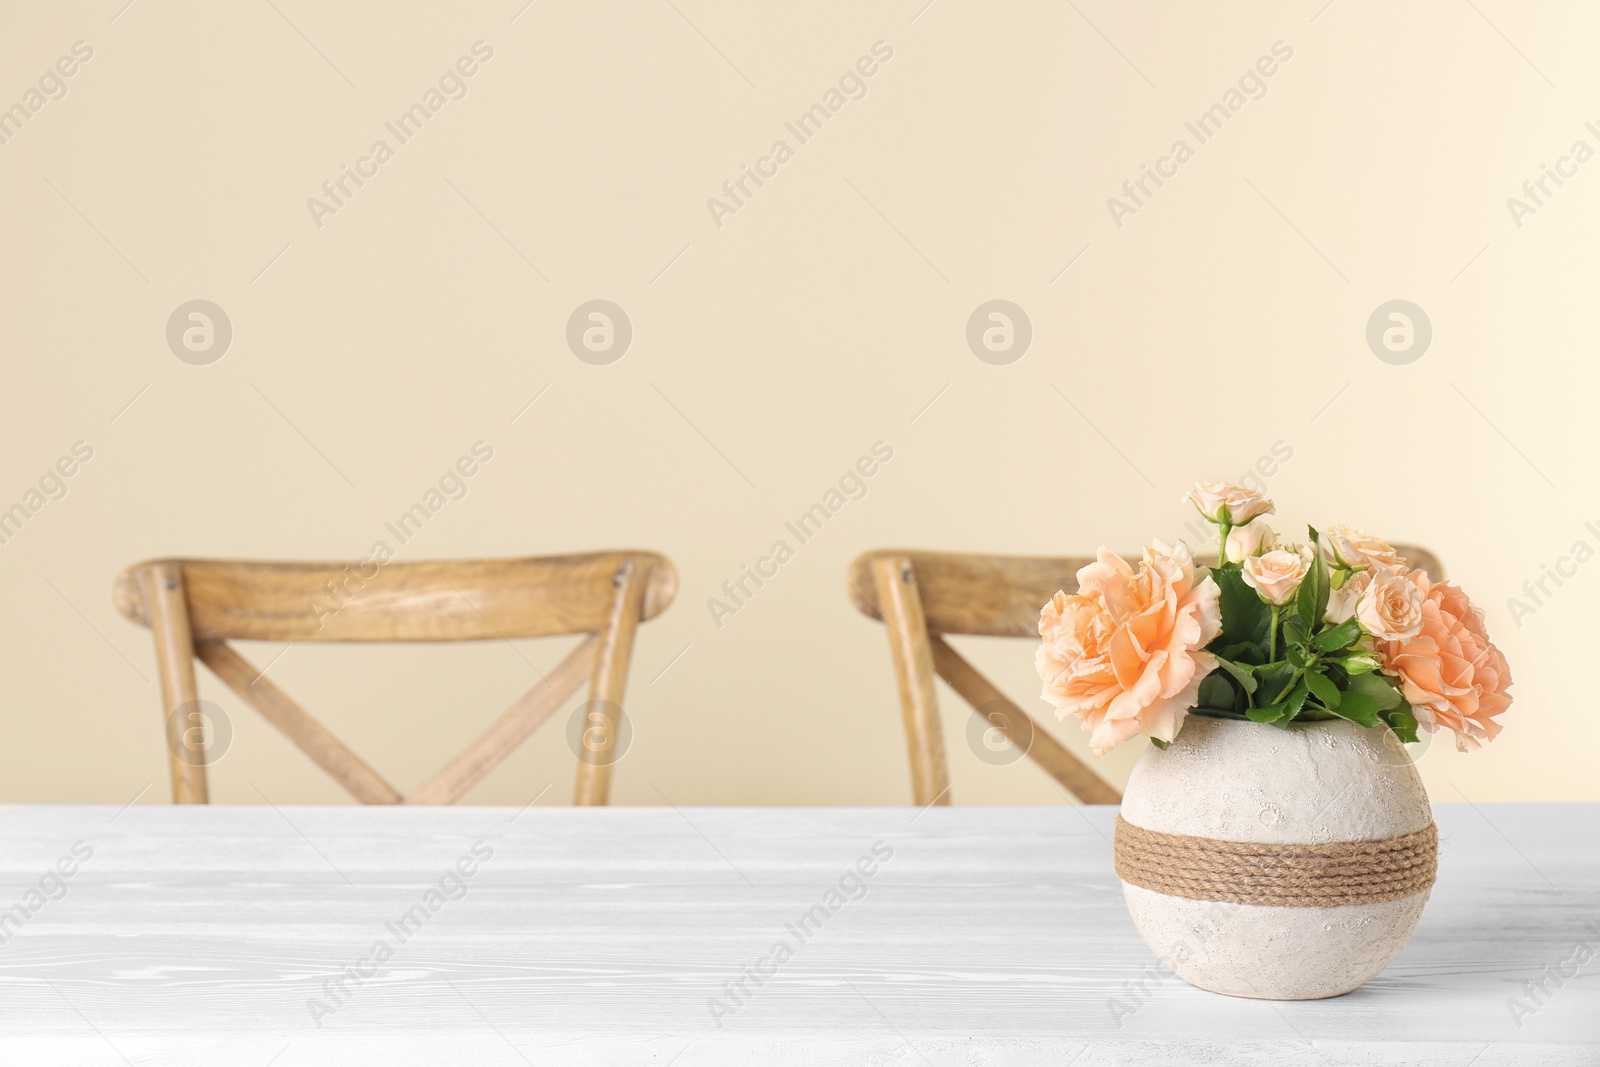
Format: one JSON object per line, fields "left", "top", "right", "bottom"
{"left": 1036, "top": 481, "right": 1513, "bottom": 755}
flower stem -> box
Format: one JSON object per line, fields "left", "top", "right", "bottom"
{"left": 1268, "top": 605, "right": 1278, "bottom": 662}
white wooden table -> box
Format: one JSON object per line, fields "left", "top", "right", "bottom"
{"left": 0, "top": 803, "right": 1594, "bottom": 1065}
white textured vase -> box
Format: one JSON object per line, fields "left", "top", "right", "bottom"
{"left": 1118, "top": 716, "right": 1434, "bottom": 1000}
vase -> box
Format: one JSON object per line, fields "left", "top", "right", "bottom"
{"left": 1114, "top": 715, "right": 1436, "bottom": 1000}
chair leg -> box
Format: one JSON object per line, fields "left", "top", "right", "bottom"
{"left": 871, "top": 557, "right": 950, "bottom": 807}
{"left": 142, "top": 564, "right": 209, "bottom": 804}
{"left": 574, "top": 560, "right": 649, "bottom": 805}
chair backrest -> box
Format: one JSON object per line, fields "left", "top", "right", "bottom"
{"left": 846, "top": 545, "right": 1443, "bottom": 807}
{"left": 114, "top": 551, "right": 677, "bottom": 806}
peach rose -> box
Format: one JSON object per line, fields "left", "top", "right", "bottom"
{"left": 1325, "top": 524, "right": 1402, "bottom": 571}
{"left": 1325, "top": 563, "right": 1408, "bottom": 626}
{"left": 1224, "top": 518, "right": 1275, "bottom": 563}
{"left": 1325, "top": 566, "right": 1371, "bottom": 625}
{"left": 1376, "top": 572, "right": 1513, "bottom": 751}
{"left": 1185, "top": 481, "right": 1274, "bottom": 526}
{"left": 1355, "top": 568, "right": 1424, "bottom": 641}
{"left": 1241, "top": 546, "right": 1313, "bottom": 606}
{"left": 1036, "top": 540, "right": 1222, "bottom": 754}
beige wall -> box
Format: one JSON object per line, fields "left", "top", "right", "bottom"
{"left": 0, "top": 1, "right": 1590, "bottom": 807}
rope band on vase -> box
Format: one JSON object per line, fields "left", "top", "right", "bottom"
{"left": 1113, "top": 816, "right": 1438, "bottom": 908}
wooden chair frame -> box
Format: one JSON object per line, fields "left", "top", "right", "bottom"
{"left": 114, "top": 551, "right": 676, "bottom": 806}
{"left": 847, "top": 546, "right": 1443, "bottom": 807}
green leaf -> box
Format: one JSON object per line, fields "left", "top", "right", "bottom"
{"left": 1304, "top": 669, "right": 1341, "bottom": 708}
{"left": 1247, "top": 702, "right": 1287, "bottom": 723}
{"left": 1295, "top": 554, "right": 1317, "bottom": 626}
{"left": 1211, "top": 655, "right": 1258, "bottom": 696}
{"left": 1149, "top": 737, "right": 1169, "bottom": 750}
{"left": 1253, "top": 661, "right": 1298, "bottom": 704}
{"left": 1197, "top": 672, "right": 1239, "bottom": 711}
{"left": 1328, "top": 690, "right": 1379, "bottom": 727}
{"left": 1285, "top": 645, "right": 1308, "bottom": 669}
{"left": 1313, "top": 548, "right": 1331, "bottom": 624}
{"left": 1292, "top": 527, "right": 1331, "bottom": 630}
{"left": 1383, "top": 702, "right": 1419, "bottom": 744}
{"left": 1313, "top": 617, "right": 1362, "bottom": 653}
{"left": 1346, "top": 672, "right": 1403, "bottom": 712}
{"left": 1281, "top": 680, "right": 1310, "bottom": 720}
{"left": 1218, "top": 641, "right": 1264, "bottom": 666}
{"left": 1282, "top": 616, "right": 1310, "bottom": 648}
{"left": 1214, "top": 563, "right": 1271, "bottom": 649}
{"left": 1295, "top": 526, "right": 1331, "bottom": 631}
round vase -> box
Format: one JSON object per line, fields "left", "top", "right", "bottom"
{"left": 1116, "top": 715, "right": 1434, "bottom": 1000}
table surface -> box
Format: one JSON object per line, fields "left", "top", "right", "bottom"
{"left": 0, "top": 803, "right": 1594, "bottom": 1066}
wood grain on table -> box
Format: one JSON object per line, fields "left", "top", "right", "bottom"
{"left": 0, "top": 804, "right": 1594, "bottom": 1065}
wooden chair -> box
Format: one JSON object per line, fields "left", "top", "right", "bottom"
{"left": 846, "top": 546, "right": 1443, "bottom": 807}
{"left": 113, "top": 552, "right": 676, "bottom": 806}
